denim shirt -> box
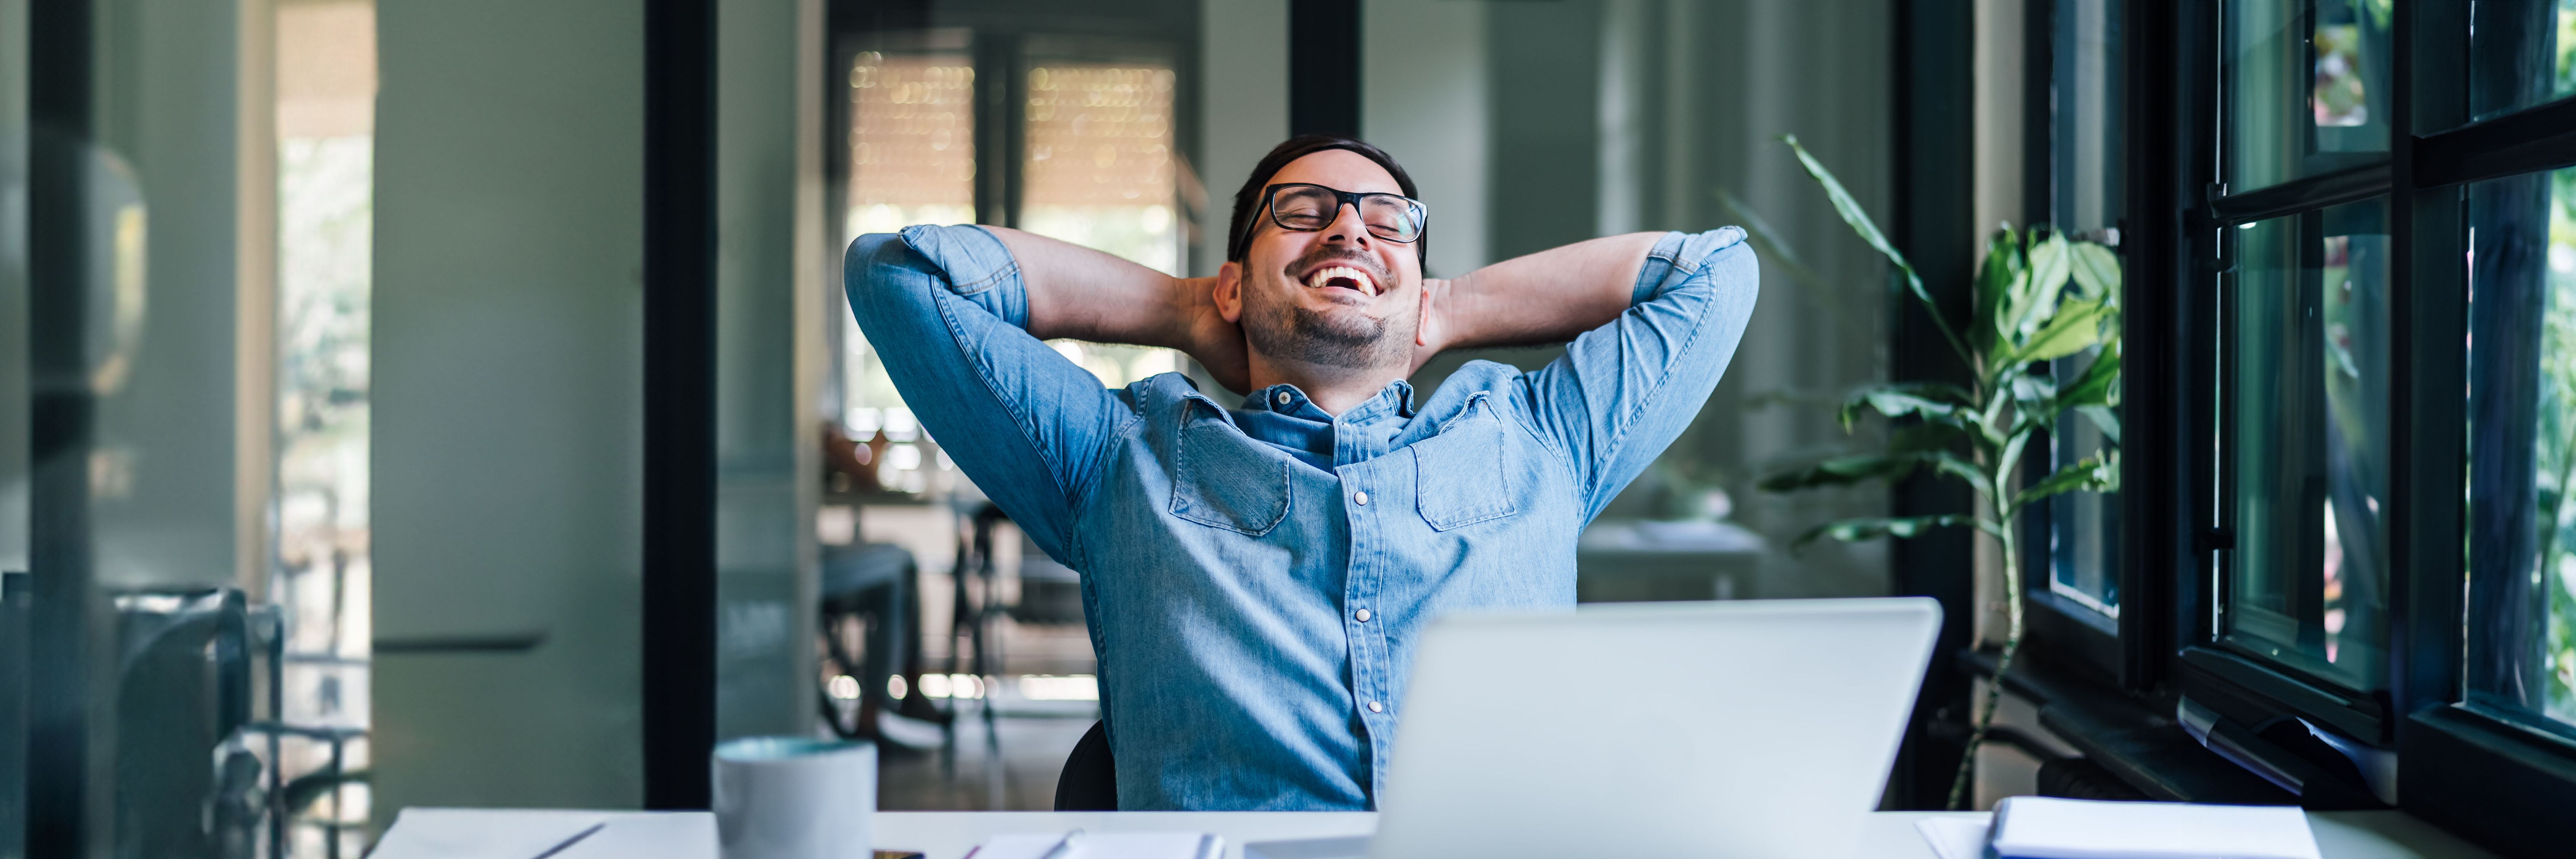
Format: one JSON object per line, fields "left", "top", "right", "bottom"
{"left": 844, "top": 225, "right": 1756, "bottom": 811}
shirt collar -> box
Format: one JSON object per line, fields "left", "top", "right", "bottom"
{"left": 1241, "top": 379, "right": 1416, "bottom": 422}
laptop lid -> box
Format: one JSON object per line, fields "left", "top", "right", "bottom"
{"left": 1366, "top": 597, "right": 1943, "bottom": 859}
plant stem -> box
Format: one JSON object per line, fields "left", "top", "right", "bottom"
{"left": 1946, "top": 464, "right": 2027, "bottom": 811}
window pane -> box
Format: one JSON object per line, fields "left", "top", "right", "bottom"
{"left": 2466, "top": 168, "right": 2576, "bottom": 736}
{"left": 2468, "top": 0, "right": 2576, "bottom": 124}
{"left": 841, "top": 48, "right": 975, "bottom": 496}
{"left": 1022, "top": 63, "right": 1181, "bottom": 275}
{"left": 2053, "top": 0, "right": 2123, "bottom": 235}
{"left": 2224, "top": 198, "right": 2391, "bottom": 690}
{"left": 846, "top": 51, "right": 976, "bottom": 239}
{"left": 2223, "top": 0, "right": 2390, "bottom": 192}
{"left": 2046, "top": 0, "right": 2125, "bottom": 616}
{"left": 1020, "top": 62, "right": 1190, "bottom": 396}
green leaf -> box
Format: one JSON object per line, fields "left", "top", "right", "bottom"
{"left": 2058, "top": 342, "right": 2122, "bottom": 409}
{"left": 2000, "top": 299, "right": 2109, "bottom": 366}
{"left": 2068, "top": 242, "right": 2121, "bottom": 306}
{"left": 1785, "top": 135, "right": 1973, "bottom": 365}
{"left": 1792, "top": 514, "right": 1996, "bottom": 548}
{"left": 1839, "top": 383, "right": 1978, "bottom": 432}
{"left": 2009, "top": 230, "right": 2073, "bottom": 338}
{"left": 1758, "top": 454, "right": 1920, "bottom": 493}
{"left": 1925, "top": 451, "right": 1995, "bottom": 496}
{"left": 2076, "top": 404, "right": 2122, "bottom": 445}
{"left": 1974, "top": 230, "right": 2024, "bottom": 351}
{"left": 2011, "top": 452, "right": 2119, "bottom": 512}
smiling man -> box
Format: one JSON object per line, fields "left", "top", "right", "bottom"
{"left": 845, "top": 135, "right": 1757, "bottom": 810}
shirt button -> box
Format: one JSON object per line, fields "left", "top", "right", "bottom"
{"left": 1368, "top": 701, "right": 1384, "bottom": 713}
{"left": 1354, "top": 490, "right": 1370, "bottom": 506}
{"left": 1355, "top": 608, "right": 1372, "bottom": 622}
{"left": 1276, "top": 391, "right": 1292, "bottom": 405}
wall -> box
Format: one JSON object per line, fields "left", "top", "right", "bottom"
{"left": 370, "top": 0, "right": 646, "bottom": 819}
{"left": 1192, "top": 0, "right": 1288, "bottom": 281}
{"left": 0, "top": 0, "right": 25, "bottom": 583}
{"left": 1363, "top": 0, "right": 1489, "bottom": 279}
{"left": 715, "top": 0, "right": 823, "bottom": 741}
{"left": 87, "top": 0, "right": 245, "bottom": 591}
{"left": 1380, "top": 0, "right": 1897, "bottom": 601}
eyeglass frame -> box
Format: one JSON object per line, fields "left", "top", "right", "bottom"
{"left": 1227, "top": 182, "right": 1430, "bottom": 265}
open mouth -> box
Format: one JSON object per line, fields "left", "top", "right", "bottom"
{"left": 1301, "top": 264, "right": 1382, "bottom": 297}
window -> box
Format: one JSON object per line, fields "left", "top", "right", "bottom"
{"left": 2465, "top": 166, "right": 2576, "bottom": 738}
{"left": 832, "top": 28, "right": 1196, "bottom": 498}
{"left": 2221, "top": 198, "right": 2390, "bottom": 692}
{"left": 2103, "top": 0, "right": 2576, "bottom": 850}
{"left": 2222, "top": 0, "right": 2388, "bottom": 192}
{"left": 2034, "top": 0, "right": 2127, "bottom": 627}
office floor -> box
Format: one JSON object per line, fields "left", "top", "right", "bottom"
{"left": 877, "top": 705, "right": 1097, "bottom": 811}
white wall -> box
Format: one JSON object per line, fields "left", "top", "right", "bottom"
{"left": 370, "top": 0, "right": 646, "bottom": 818}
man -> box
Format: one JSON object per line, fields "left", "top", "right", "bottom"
{"left": 846, "top": 135, "right": 1756, "bottom": 810}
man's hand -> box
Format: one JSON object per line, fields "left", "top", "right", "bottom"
{"left": 1177, "top": 276, "right": 1251, "bottom": 392}
{"left": 1409, "top": 276, "right": 1454, "bottom": 377}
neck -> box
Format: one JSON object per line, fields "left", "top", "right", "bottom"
{"left": 1245, "top": 350, "right": 1405, "bottom": 416}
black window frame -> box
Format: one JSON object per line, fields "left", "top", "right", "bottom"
{"left": 2114, "top": 1, "right": 2576, "bottom": 852}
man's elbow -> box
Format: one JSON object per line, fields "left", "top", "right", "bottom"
{"left": 842, "top": 232, "right": 929, "bottom": 322}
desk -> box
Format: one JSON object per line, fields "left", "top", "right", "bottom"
{"left": 371, "top": 807, "right": 2494, "bottom": 859}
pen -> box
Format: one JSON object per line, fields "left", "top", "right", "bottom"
{"left": 1036, "top": 829, "right": 1082, "bottom": 859}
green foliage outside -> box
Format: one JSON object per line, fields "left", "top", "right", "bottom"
{"left": 2533, "top": 168, "right": 2576, "bottom": 726}
{"left": 1754, "top": 137, "right": 2122, "bottom": 810}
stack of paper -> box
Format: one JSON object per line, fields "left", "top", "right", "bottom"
{"left": 966, "top": 831, "right": 1223, "bottom": 859}
{"left": 1964, "top": 797, "right": 2323, "bottom": 859}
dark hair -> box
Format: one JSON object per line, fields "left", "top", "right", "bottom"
{"left": 1224, "top": 134, "right": 1427, "bottom": 267}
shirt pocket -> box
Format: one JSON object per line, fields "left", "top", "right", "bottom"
{"left": 1412, "top": 396, "right": 1523, "bottom": 531}
{"left": 1169, "top": 413, "right": 1294, "bottom": 537}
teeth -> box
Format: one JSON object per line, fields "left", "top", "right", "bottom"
{"left": 1304, "top": 265, "right": 1377, "bottom": 296}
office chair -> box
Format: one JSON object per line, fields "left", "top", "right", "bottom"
{"left": 1054, "top": 719, "right": 1117, "bottom": 810}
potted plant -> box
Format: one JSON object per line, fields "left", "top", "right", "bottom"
{"left": 1756, "top": 136, "right": 2123, "bottom": 810}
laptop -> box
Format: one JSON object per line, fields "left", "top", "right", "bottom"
{"left": 1251, "top": 597, "right": 1943, "bottom": 859}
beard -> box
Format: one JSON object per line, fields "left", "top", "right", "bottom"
{"left": 1243, "top": 284, "right": 1415, "bottom": 370}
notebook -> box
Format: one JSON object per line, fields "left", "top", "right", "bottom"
{"left": 1983, "top": 797, "right": 2323, "bottom": 859}
{"left": 965, "top": 831, "right": 1222, "bottom": 859}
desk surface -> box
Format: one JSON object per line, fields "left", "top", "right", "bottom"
{"left": 372, "top": 807, "right": 2494, "bottom": 859}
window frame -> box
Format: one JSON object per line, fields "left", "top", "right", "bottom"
{"left": 2117, "top": 0, "right": 2576, "bottom": 851}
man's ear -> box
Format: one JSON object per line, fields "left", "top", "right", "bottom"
{"left": 1215, "top": 261, "right": 1246, "bottom": 324}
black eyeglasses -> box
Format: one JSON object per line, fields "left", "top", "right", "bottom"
{"left": 1251, "top": 182, "right": 1429, "bottom": 246}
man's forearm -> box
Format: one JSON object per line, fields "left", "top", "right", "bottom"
{"left": 985, "top": 226, "right": 1204, "bottom": 349}
{"left": 1433, "top": 232, "right": 1666, "bottom": 350}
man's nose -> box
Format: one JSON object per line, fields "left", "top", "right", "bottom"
{"left": 1322, "top": 202, "right": 1375, "bottom": 248}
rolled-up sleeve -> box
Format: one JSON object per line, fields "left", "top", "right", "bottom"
{"left": 1518, "top": 227, "right": 1758, "bottom": 523}
{"left": 843, "top": 225, "right": 1132, "bottom": 565}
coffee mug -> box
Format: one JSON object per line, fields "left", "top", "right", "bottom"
{"left": 711, "top": 737, "right": 877, "bottom": 859}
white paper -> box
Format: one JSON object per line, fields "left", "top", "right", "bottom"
{"left": 1915, "top": 816, "right": 1994, "bottom": 859}
{"left": 971, "top": 831, "right": 1220, "bottom": 859}
{"left": 370, "top": 809, "right": 613, "bottom": 859}
{"left": 1988, "top": 797, "right": 2323, "bottom": 859}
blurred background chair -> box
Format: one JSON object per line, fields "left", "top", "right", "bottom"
{"left": 107, "top": 587, "right": 269, "bottom": 859}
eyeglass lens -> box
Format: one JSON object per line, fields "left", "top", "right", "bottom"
{"left": 1270, "top": 185, "right": 1423, "bottom": 242}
